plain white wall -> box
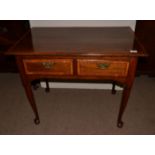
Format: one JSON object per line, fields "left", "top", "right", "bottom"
{"left": 30, "top": 20, "right": 136, "bottom": 90}
{"left": 30, "top": 20, "right": 136, "bottom": 30}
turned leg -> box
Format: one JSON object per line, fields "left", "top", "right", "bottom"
{"left": 45, "top": 79, "right": 50, "bottom": 93}
{"left": 117, "top": 86, "right": 131, "bottom": 128}
{"left": 112, "top": 82, "right": 116, "bottom": 94}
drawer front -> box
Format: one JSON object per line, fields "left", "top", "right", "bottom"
{"left": 23, "top": 59, "right": 73, "bottom": 75}
{"left": 77, "top": 59, "right": 129, "bottom": 77}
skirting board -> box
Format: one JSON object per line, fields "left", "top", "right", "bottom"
{"left": 40, "top": 82, "right": 123, "bottom": 90}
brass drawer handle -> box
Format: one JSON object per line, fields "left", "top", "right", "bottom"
{"left": 97, "top": 63, "right": 110, "bottom": 69}
{"left": 42, "top": 62, "right": 55, "bottom": 69}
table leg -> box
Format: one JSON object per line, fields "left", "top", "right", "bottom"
{"left": 117, "top": 86, "right": 131, "bottom": 128}
{"left": 16, "top": 57, "right": 40, "bottom": 124}
{"left": 45, "top": 79, "right": 50, "bottom": 93}
{"left": 32, "top": 80, "right": 40, "bottom": 90}
{"left": 117, "top": 58, "right": 137, "bottom": 128}
{"left": 23, "top": 79, "right": 40, "bottom": 124}
{"left": 112, "top": 82, "right": 116, "bottom": 94}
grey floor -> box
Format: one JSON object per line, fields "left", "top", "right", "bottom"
{"left": 0, "top": 73, "right": 155, "bottom": 134}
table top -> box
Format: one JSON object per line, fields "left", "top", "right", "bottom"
{"left": 6, "top": 27, "right": 147, "bottom": 57}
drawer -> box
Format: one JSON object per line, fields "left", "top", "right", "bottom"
{"left": 77, "top": 59, "right": 129, "bottom": 77}
{"left": 23, "top": 59, "right": 73, "bottom": 75}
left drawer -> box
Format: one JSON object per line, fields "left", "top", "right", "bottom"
{"left": 23, "top": 59, "right": 73, "bottom": 75}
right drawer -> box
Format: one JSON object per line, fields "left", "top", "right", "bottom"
{"left": 77, "top": 59, "right": 129, "bottom": 77}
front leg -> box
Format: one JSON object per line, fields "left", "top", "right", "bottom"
{"left": 117, "top": 85, "right": 131, "bottom": 128}
{"left": 16, "top": 56, "right": 40, "bottom": 125}
{"left": 117, "top": 57, "right": 138, "bottom": 128}
{"left": 23, "top": 79, "right": 40, "bottom": 125}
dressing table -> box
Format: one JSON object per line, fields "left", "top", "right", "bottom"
{"left": 6, "top": 27, "right": 147, "bottom": 128}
